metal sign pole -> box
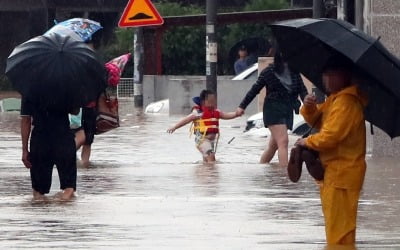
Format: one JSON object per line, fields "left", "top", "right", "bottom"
{"left": 206, "top": 0, "right": 217, "bottom": 94}
{"left": 313, "top": 0, "right": 325, "bottom": 18}
{"left": 133, "top": 27, "right": 144, "bottom": 108}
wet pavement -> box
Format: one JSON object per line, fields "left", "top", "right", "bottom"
{"left": 0, "top": 100, "right": 399, "bottom": 249}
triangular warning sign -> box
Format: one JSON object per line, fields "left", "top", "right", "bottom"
{"left": 118, "top": 0, "right": 164, "bottom": 27}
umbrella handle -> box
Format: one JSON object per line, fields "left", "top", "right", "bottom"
{"left": 370, "top": 123, "right": 374, "bottom": 135}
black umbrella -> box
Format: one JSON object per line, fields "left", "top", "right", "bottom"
{"left": 269, "top": 18, "right": 400, "bottom": 138}
{"left": 5, "top": 32, "right": 106, "bottom": 111}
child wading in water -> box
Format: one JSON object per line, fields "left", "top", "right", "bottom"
{"left": 167, "top": 89, "right": 239, "bottom": 163}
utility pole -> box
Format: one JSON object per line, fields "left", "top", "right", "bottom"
{"left": 206, "top": 0, "right": 217, "bottom": 94}
{"left": 355, "top": 0, "right": 364, "bottom": 30}
{"left": 313, "top": 0, "right": 326, "bottom": 103}
{"left": 133, "top": 27, "right": 144, "bottom": 108}
{"left": 337, "top": 0, "right": 355, "bottom": 24}
{"left": 313, "top": 0, "right": 325, "bottom": 19}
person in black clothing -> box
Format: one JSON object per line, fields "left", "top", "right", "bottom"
{"left": 20, "top": 95, "right": 77, "bottom": 201}
{"left": 236, "top": 46, "right": 309, "bottom": 167}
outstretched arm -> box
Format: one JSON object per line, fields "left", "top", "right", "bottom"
{"left": 167, "top": 114, "right": 197, "bottom": 133}
{"left": 238, "top": 66, "right": 271, "bottom": 110}
{"left": 220, "top": 111, "right": 239, "bottom": 120}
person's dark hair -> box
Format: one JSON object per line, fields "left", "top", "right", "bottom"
{"left": 239, "top": 45, "right": 247, "bottom": 51}
{"left": 323, "top": 55, "right": 354, "bottom": 88}
{"left": 199, "top": 89, "right": 215, "bottom": 102}
{"left": 323, "top": 55, "right": 354, "bottom": 72}
{"left": 269, "top": 37, "right": 288, "bottom": 74}
{"left": 273, "top": 47, "right": 285, "bottom": 74}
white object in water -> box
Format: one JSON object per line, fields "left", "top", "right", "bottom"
{"left": 145, "top": 99, "right": 169, "bottom": 114}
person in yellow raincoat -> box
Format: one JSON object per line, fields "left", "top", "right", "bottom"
{"left": 296, "top": 62, "right": 368, "bottom": 245}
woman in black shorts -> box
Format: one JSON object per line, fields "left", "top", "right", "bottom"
{"left": 236, "top": 44, "right": 308, "bottom": 167}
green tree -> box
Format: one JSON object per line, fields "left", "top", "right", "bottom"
{"left": 157, "top": 0, "right": 252, "bottom": 9}
{"left": 101, "top": 28, "right": 134, "bottom": 78}
{"left": 244, "top": 0, "right": 289, "bottom": 11}
{"left": 156, "top": 2, "right": 205, "bottom": 75}
{"left": 156, "top": 2, "right": 203, "bottom": 15}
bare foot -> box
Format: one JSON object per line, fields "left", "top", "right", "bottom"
{"left": 32, "top": 190, "right": 47, "bottom": 202}
{"left": 203, "top": 159, "right": 216, "bottom": 165}
{"left": 81, "top": 160, "right": 90, "bottom": 168}
{"left": 76, "top": 160, "right": 84, "bottom": 168}
{"left": 59, "top": 188, "right": 76, "bottom": 201}
{"left": 266, "top": 162, "right": 281, "bottom": 167}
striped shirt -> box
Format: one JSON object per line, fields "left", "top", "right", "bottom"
{"left": 239, "top": 64, "right": 308, "bottom": 110}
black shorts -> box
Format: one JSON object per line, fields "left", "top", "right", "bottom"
{"left": 263, "top": 99, "right": 294, "bottom": 130}
{"left": 29, "top": 129, "right": 77, "bottom": 194}
{"left": 82, "top": 107, "right": 97, "bottom": 145}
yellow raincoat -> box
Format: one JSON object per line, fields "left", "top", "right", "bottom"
{"left": 300, "top": 85, "right": 367, "bottom": 244}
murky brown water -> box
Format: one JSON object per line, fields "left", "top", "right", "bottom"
{"left": 0, "top": 100, "right": 399, "bottom": 249}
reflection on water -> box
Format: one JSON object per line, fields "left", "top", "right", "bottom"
{"left": 194, "top": 164, "right": 219, "bottom": 196}
{"left": 0, "top": 101, "right": 399, "bottom": 249}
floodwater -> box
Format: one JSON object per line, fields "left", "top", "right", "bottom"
{"left": 0, "top": 100, "right": 399, "bottom": 250}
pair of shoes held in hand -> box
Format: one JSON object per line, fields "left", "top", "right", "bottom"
{"left": 288, "top": 145, "right": 324, "bottom": 182}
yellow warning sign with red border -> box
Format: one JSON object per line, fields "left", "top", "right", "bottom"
{"left": 118, "top": 0, "right": 164, "bottom": 27}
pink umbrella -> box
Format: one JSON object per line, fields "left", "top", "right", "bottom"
{"left": 105, "top": 53, "right": 131, "bottom": 87}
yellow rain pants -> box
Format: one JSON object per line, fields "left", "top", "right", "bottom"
{"left": 320, "top": 184, "right": 360, "bottom": 244}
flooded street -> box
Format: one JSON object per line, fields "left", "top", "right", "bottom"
{"left": 0, "top": 100, "right": 399, "bottom": 249}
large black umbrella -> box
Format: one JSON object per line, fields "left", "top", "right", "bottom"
{"left": 5, "top": 32, "right": 106, "bottom": 111}
{"left": 269, "top": 18, "right": 400, "bottom": 138}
